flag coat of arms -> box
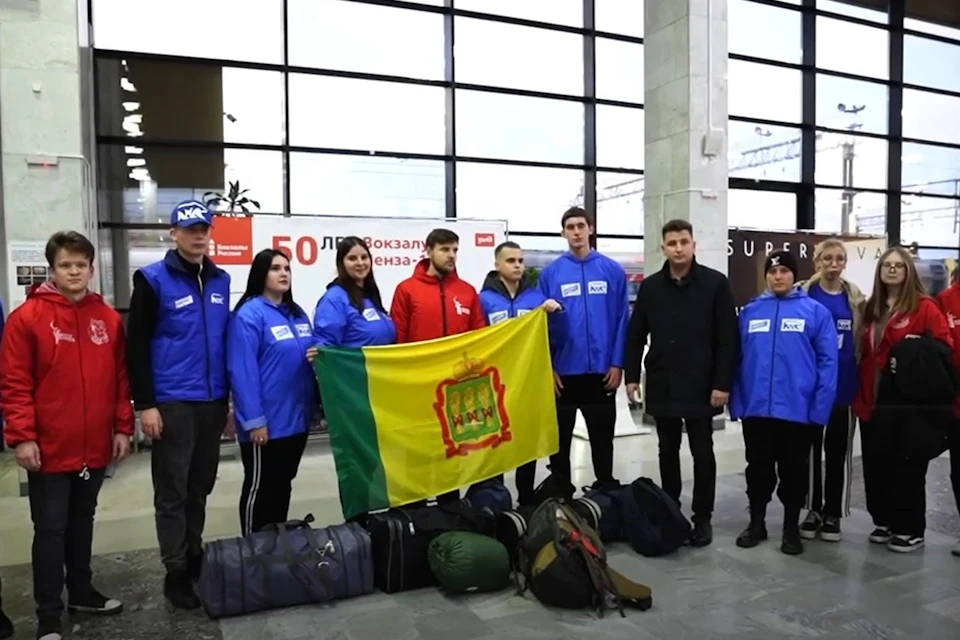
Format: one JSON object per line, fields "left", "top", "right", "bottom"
{"left": 315, "top": 308, "right": 559, "bottom": 520}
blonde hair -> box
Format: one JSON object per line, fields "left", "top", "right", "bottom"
{"left": 864, "top": 245, "right": 926, "bottom": 325}
{"left": 813, "top": 238, "right": 847, "bottom": 266}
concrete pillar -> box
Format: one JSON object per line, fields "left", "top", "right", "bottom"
{"left": 644, "top": 0, "right": 729, "bottom": 276}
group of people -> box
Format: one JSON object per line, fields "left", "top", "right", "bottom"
{"left": 1, "top": 200, "right": 959, "bottom": 640}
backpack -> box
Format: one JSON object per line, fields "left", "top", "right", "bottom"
{"left": 622, "top": 478, "right": 692, "bottom": 557}
{"left": 466, "top": 478, "right": 513, "bottom": 513}
{"left": 516, "top": 498, "right": 652, "bottom": 617}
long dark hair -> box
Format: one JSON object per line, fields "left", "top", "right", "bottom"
{"left": 234, "top": 249, "right": 305, "bottom": 317}
{"left": 333, "top": 236, "right": 385, "bottom": 313}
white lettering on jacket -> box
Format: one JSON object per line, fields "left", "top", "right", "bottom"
{"left": 517, "top": 309, "right": 532, "bottom": 316}
{"left": 453, "top": 297, "right": 470, "bottom": 316}
{"left": 296, "top": 323, "right": 312, "bottom": 337}
{"left": 362, "top": 308, "right": 380, "bottom": 322}
{"left": 837, "top": 319, "right": 852, "bottom": 331}
{"left": 488, "top": 310, "right": 509, "bottom": 325}
{"left": 210, "top": 293, "right": 225, "bottom": 305}
{"left": 88, "top": 319, "right": 110, "bottom": 346}
{"left": 748, "top": 319, "right": 770, "bottom": 333}
{"left": 50, "top": 322, "right": 75, "bottom": 344}
{"left": 588, "top": 280, "right": 608, "bottom": 295}
{"left": 270, "top": 325, "right": 294, "bottom": 341}
{"left": 560, "top": 283, "right": 581, "bottom": 297}
{"left": 174, "top": 295, "right": 194, "bottom": 309}
{"left": 781, "top": 318, "right": 806, "bottom": 332}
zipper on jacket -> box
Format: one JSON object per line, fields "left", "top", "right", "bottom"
{"left": 440, "top": 281, "right": 448, "bottom": 337}
{"left": 768, "top": 299, "right": 781, "bottom": 416}
{"left": 580, "top": 263, "right": 593, "bottom": 371}
{"left": 198, "top": 273, "right": 213, "bottom": 400}
{"left": 75, "top": 307, "right": 89, "bottom": 477}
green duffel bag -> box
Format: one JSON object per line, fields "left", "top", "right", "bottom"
{"left": 427, "top": 531, "right": 511, "bottom": 593}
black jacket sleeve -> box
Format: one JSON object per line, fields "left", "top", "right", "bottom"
{"left": 624, "top": 284, "right": 649, "bottom": 385}
{"left": 711, "top": 274, "right": 740, "bottom": 392}
{"left": 127, "top": 271, "right": 159, "bottom": 410}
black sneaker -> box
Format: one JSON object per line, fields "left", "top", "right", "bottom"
{"left": 187, "top": 551, "right": 204, "bottom": 582}
{"left": 35, "top": 617, "right": 62, "bottom": 640}
{"left": 781, "top": 528, "right": 804, "bottom": 555}
{"left": 68, "top": 586, "right": 124, "bottom": 615}
{"left": 736, "top": 517, "right": 768, "bottom": 549}
{"left": 688, "top": 520, "right": 713, "bottom": 548}
{"left": 887, "top": 535, "right": 924, "bottom": 553}
{"left": 799, "top": 511, "right": 821, "bottom": 540}
{"left": 820, "top": 516, "right": 842, "bottom": 542}
{"left": 164, "top": 571, "right": 201, "bottom": 610}
{"left": 0, "top": 608, "right": 13, "bottom": 640}
{"left": 869, "top": 526, "right": 892, "bottom": 544}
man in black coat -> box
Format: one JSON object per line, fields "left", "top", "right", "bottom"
{"left": 624, "top": 219, "right": 739, "bottom": 547}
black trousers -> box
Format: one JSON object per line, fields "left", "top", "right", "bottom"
{"left": 809, "top": 406, "right": 851, "bottom": 518}
{"left": 28, "top": 468, "right": 106, "bottom": 621}
{"left": 949, "top": 421, "right": 960, "bottom": 517}
{"left": 239, "top": 433, "right": 309, "bottom": 535}
{"left": 742, "top": 418, "right": 810, "bottom": 518}
{"left": 861, "top": 419, "right": 929, "bottom": 537}
{"left": 551, "top": 374, "right": 617, "bottom": 485}
{"left": 152, "top": 400, "right": 228, "bottom": 572}
{"left": 654, "top": 416, "right": 716, "bottom": 522}
{"left": 492, "top": 460, "right": 537, "bottom": 505}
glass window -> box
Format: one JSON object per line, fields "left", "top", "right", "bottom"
{"left": 901, "top": 142, "right": 960, "bottom": 196}
{"left": 289, "top": 153, "right": 445, "bottom": 218}
{"left": 596, "top": 172, "right": 644, "bottom": 236}
{"left": 97, "top": 145, "right": 284, "bottom": 222}
{"left": 91, "top": 0, "right": 284, "bottom": 64}
{"left": 814, "top": 133, "right": 888, "bottom": 191}
{"left": 597, "top": 105, "right": 644, "bottom": 170}
{"left": 814, "top": 186, "right": 883, "bottom": 233}
{"left": 904, "top": 35, "right": 960, "bottom": 94}
{"left": 454, "top": 19, "right": 583, "bottom": 95}
{"left": 817, "top": 0, "right": 888, "bottom": 24}
{"left": 454, "top": 0, "right": 583, "bottom": 27}
{"left": 596, "top": 39, "right": 644, "bottom": 105}
{"left": 905, "top": 18, "right": 960, "bottom": 42}
{"left": 729, "top": 189, "right": 797, "bottom": 230}
{"left": 288, "top": 75, "right": 445, "bottom": 155}
{"left": 595, "top": 0, "right": 644, "bottom": 38}
{"left": 99, "top": 230, "right": 178, "bottom": 305}
{"left": 915, "top": 246, "right": 960, "bottom": 259}
{"left": 455, "top": 91, "right": 584, "bottom": 165}
{"left": 815, "top": 75, "right": 888, "bottom": 136}
{"left": 903, "top": 89, "right": 960, "bottom": 145}
{"left": 729, "top": 60, "right": 802, "bottom": 123}
{"left": 728, "top": 0, "right": 802, "bottom": 64}
{"left": 816, "top": 16, "right": 889, "bottom": 80}
{"left": 455, "top": 163, "right": 584, "bottom": 232}
{"left": 900, "top": 194, "right": 960, "bottom": 248}
{"left": 728, "top": 121, "right": 802, "bottom": 182}
{"left": 288, "top": 0, "right": 445, "bottom": 80}
{"left": 95, "top": 58, "right": 285, "bottom": 145}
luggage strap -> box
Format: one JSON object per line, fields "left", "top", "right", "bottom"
{"left": 259, "top": 523, "right": 335, "bottom": 603}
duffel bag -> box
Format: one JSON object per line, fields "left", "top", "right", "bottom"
{"left": 428, "top": 531, "right": 511, "bottom": 593}
{"left": 365, "top": 500, "right": 497, "bottom": 594}
{"left": 198, "top": 515, "right": 373, "bottom": 619}
{"left": 466, "top": 478, "right": 513, "bottom": 513}
{"left": 623, "top": 477, "right": 692, "bottom": 557}
{"left": 580, "top": 482, "right": 630, "bottom": 543}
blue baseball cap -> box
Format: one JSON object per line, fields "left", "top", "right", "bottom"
{"left": 170, "top": 200, "right": 213, "bottom": 227}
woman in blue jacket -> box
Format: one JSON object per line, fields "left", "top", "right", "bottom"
{"left": 228, "top": 249, "right": 317, "bottom": 535}
{"left": 730, "top": 250, "right": 838, "bottom": 556}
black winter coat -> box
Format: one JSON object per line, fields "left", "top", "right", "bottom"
{"left": 624, "top": 260, "right": 739, "bottom": 418}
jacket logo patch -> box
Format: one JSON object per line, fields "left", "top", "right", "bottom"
{"left": 210, "top": 293, "right": 225, "bottom": 305}
{"left": 362, "top": 308, "right": 380, "bottom": 322}
{"left": 174, "top": 295, "right": 194, "bottom": 309}
{"left": 88, "top": 319, "right": 110, "bottom": 346}
{"left": 296, "top": 323, "right": 312, "bottom": 337}
{"left": 560, "top": 283, "right": 581, "bottom": 297}
{"left": 270, "top": 325, "right": 294, "bottom": 341}
{"left": 517, "top": 309, "right": 532, "bottom": 316}
{"left": 588, "top": 280, "right": 608, "bottom": 295}
{"left": 748, "top": 319, "right": 770, "bottom": 333}
{"left": 837, "top": 319, "right": 852, "bottom": 331}
{"left": 50, "top": 321, "right": 75, "bottom": 344}
{"left": 488, "top": 310, "right": 509, "bottom": 325}
{"left": 453, "top": 297, "right": 471, "bottom": 316}
{"left": 781, "top": 318, "right": 806, "bottom": 332}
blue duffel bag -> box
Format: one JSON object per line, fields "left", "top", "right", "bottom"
{"left": 580, "top": 482, "right": 631, "bottom": 543}
{"left": 466, "top": 478, "right": 513, "bottom": 513}
{"left": 198, "top": 514, "right": 373, "bottom": 619}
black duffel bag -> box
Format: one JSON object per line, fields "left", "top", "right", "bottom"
{"left": 198, "top": 514, "right": 373, "bottom": 619}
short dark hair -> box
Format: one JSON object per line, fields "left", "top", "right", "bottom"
{"left": 561, "top": 206, "right": 594, "bottom": 229}
{"left": 661, "top": 219, "right": 694, "bottom": 239}
{"left": 425, "top": 228, "right": 459, "bottom": 249}
{"left": 45, "top": 231, "right": 95, "bottom": 267}
{"left": 494, "top": 241, "right": 521, "bottom": 258}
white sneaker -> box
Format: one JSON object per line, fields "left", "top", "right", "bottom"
{"left": 952, "top": 539, "right": 960, "bottom": 557}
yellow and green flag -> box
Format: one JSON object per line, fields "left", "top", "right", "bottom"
{"left": 315, "top": 309, "right": 559, "bottom": 520}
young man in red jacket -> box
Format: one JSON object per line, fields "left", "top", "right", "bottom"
{"left": 0, "top": 231, "right": 134, "bottom": 640}
{"left": 390, "top": 227, "right": 486, "bottom": 504}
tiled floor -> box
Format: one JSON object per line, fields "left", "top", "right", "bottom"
{"left": 1, "top": 418, "right": 958, "bottom": 639}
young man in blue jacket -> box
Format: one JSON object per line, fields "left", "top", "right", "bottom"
{"left": 538, "top": 207, "right": 631, "bottom": 489}
{"left": 730, "top": 250, "right": 838, "bottom": 556}
{"left": 479, "top": 241, "right": 564, "bottom": 504}
{"left": 126, "top": 201, "right": 231, "bottom": 609}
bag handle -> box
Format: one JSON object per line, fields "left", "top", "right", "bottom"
{"left": 274, "top": 523, "right": 335, "bottom": 602}
{"left": 257, "top": 514, "right": 316, "bottom": 534}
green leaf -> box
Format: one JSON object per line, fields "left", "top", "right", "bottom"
{"left": 249, "top": 198, "right": 261, "bottom": 209}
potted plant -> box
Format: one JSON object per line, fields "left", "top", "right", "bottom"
{"left": 204, "top": 180, "right": 260, "bottom": 216}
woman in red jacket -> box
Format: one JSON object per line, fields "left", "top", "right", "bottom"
{"left": 854, "top": 246, "right": 953, "bottom": 554}
{"left": 0, "top": 231, "right": 134, "bottom": 640}
{"left": 935, "top": 273, "right": 960, "bottom": 558}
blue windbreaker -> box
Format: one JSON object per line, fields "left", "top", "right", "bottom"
{"left": 537, "top": 251, "right": 630, "bottom": 376}
{"left": 227, "top": 297, "right": 318, "bottom": 442}
{"left": 479, "top": 271, "right": 568, "bottom": 352}
{"left": 730, "top": 288, "right": 839, "bottom": 426}
{"left": 312, "top": 283, "right": 396, "bottom": 348}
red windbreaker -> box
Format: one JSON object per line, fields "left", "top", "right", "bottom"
{"left": 935, "top": 283, "right": 960, "bottom": 416}
{"left": 853, "top": 296, "right": 952, "bottom": 422}
{"left": 390, "top": 259, "right": 486, "bottom": 343}
{"left": 0, "top": 283, "right": 135, "bottom": 473}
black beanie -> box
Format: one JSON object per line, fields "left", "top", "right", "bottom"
{"left": 765, "top": 250, "right": 799, "bottom": 280}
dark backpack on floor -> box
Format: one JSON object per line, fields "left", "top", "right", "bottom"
{"left": 466, "top": 478, "right": 513, "bottom": 513}
{"left": 516, "top": 498, "right": 652, "bottom": 617}
{"left": 622, "top": 477, "right": 691, "bottom": 557}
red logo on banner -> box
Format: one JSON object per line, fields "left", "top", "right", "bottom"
{"left": 209, "top": 216, "right": 254, "bottom": 265}
{"left": 475, "top": 233, "right": 495, "bottom": 247}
